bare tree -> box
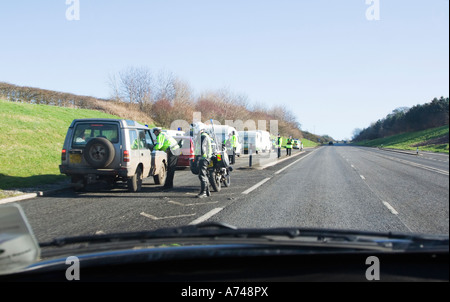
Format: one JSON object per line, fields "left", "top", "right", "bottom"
{"left": 109, "top": 66, "right": 153, "bottom": 110}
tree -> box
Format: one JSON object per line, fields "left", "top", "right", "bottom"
{"left": 109, "top": 66, "right": 153, "bottom": 110}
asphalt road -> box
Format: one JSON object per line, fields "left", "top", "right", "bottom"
{"left": 13, "top": 145, "right": 449, "bottom": 243}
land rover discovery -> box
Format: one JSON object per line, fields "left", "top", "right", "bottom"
{"left": 59, "top": 119, "right": 167, "bottom": 192}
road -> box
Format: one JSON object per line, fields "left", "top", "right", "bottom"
{"left": 15, "top": 145, "right": 449, "bottom": 243}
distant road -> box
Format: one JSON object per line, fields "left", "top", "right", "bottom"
{"left": 213, "top": 145, "right": 449, "bottom": 235}
{"left": 17, "top": 146, "right": 449, "bottom": 243}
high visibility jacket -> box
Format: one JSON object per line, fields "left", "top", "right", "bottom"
{"left": 276, "top": 136, "right": 282, "bottom": 148}
{"left": 195, "top": 132, "right": 212, "bottom": 159}
{"left": 154, "top": 132, "right": 179, "bottom": 153}
{"left": 230, "top": 135, "right": 237, "bottom": 148}
{"left": 286, "top": 138, "right": 293, "bottom": 148}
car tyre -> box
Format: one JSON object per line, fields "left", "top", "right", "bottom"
{"left": 154, "top": 163, "right": 167, "bottom": 185}
{"left": 84, "top": 137, "right": 115, "bottom": 168}
{"left": 128, "top": 166, "right": 143, "bottom": 192}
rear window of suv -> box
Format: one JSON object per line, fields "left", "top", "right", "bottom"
{"left": 72, "top": 123, "right": 119, "bottom": 147}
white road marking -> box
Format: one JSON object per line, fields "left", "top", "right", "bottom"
{"left": 259, "top": 150, "right": 304, "bottom": 169}
{"left": 382, "top": 201, "right": 399, "bottom": 215}
{"left": 0, "top": 193, "right": 38, "bottom": 204}
{"left": 189, "top": 208, "right": 224, "bottom": 225}
{"left": 242, "top": 177, "right": 271, "bottom": 194}
{"left": 274, "top": 151, "right": 315, "bottom": 175}
{"left": 372, "top": 152, "right": 449, "bottom": 176}
{"left": 140, "top": 212, "right": 196, "bottom": 220}
{"left": 360, "top": 175, "right": 365, "bottom": 180}
{"left": 168, "top": 200, "right": 219, "bottom": 206}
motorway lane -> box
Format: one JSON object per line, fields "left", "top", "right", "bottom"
{"left": 14, "top": 145, "right": 448, "bottom": 243}
{"left": 17, "top": 148, "right": 308, "bottom": 243}
{"left": 211, "top": 145, "right": 449, "bottom": 235}
{"left": 359, "top": 146, "right": 449, "bottom": 174}
{"left": 335, "top": 146, "right": 449, "bottom": 234}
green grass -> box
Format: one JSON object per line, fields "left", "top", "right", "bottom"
{"left": 0, "top": 99, "right": 121, "bottom": 190}
{"left": 300, "top": 138, "right": 318, "bottom": 148}
{"left": 278, "top": 137, "right": 318, "bottom": 148}
{"left": 353, "top": 125, "right": 449, "bottom": 154}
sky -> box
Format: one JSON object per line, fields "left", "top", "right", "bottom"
{"left": 0, "top": 0, "right": 448, "bottom": 140}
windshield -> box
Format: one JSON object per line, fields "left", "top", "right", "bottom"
{"left": 0, "top": 0, "right": 448, "bottom": 284}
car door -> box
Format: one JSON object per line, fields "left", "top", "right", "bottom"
{"left": 141, "top": 129, "right": 153, "bottom": 177}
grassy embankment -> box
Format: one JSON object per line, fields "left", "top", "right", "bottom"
{"left": 353, "top": 125, "right": 449, "bottom": 154}
{"left": 0, "top": 99, "right": 123, "bottom": 194}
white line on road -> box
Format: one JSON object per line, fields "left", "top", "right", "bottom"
{"left": 259, "top": 150, "right": 305, "bottom": 169}
{"left": 360, "top": 175, "right": 365, "bottom": 180}
{"left": 0, "top": 193, "right": 38, "bottom": 205}
{"left": 274, "top": 151, "right": 315, "bottom": 175}
{"left": 241, "top": 177, "right": 271, "bottom": 195}
{"left": 189, "top": 208, "right": 224, "bottom": 225}
{"left": 168, "top": 200, "right": 219, "bottom": 206}
{"left": 373, "top": 152, "right": 449, "bottom": 176}
{"left": 382, "top": 201, "right": 399, "bottom": 215}
{"left": 140, "top": 212, "right": 196, "bottom": 220}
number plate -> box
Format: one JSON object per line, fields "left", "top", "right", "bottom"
{"left": 70, "top": 154, "right": 82, "bottom": 164}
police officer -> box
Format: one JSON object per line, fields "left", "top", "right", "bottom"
{"left": 286, "top": 135, "right": 293, "bottom": 156}
{"left": 153, "top": 127, "right": 181, "bottom": 190}
{"left": 193, "top": 123, "right": 213, "bottom": 198}
{"left": 224, "top": 132, "right": 237, "bottom": 164}
{"left": 276, "top": 133, "right": 282, "bottom": 158}
{"left": 230, "top": 131, "right": 237, "bottom": 164}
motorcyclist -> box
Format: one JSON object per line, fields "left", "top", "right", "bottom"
{"left": 193, "top": 123, "right": 213, "bottom": 198}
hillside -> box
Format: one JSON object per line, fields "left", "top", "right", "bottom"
{"left": 353, "top": 125, "right": 449, "bottom": 154}
{"left": 0, "top": 99, "right": 123, "bottom": 190}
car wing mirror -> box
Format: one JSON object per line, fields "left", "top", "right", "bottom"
{"left": 0, "top": 204, "right": 40, "bottom": 275}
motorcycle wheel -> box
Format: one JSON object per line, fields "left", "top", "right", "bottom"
{"left": 223, "top": 170, "right": 230, "bottom": 187}
{"left": 208, "top": 170, "right": 221, "bottom": 192}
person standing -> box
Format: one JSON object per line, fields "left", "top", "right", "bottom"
{"left": 193, "top": 123, "right": 213, "bottom": 198}
{"left": 286, "top": 136, "right": 293, "bottom": 156}
{"left": 152, "top": 127, "right": 181, "bottom": 190}
{"left": 230, "top": 131, "right": 237, "bottom": 164}
{"left": 276, "top": 134, "right": 282, "bottom": 158}
{"left": 224, "top": 132, "right": 237, "bottom": 164}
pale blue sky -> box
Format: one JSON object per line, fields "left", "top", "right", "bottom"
{"left": 0, "top": 0, "right": 448, "bottom": 140}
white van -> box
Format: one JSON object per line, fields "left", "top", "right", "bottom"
{"left": 239, "top": 130, "right": 272, "bottom": 154}
{"left": 207, "top": 125, "right": 242, "bottom": 157}
{"left": 162, "top": 129, "right": 186, "bottom": 137}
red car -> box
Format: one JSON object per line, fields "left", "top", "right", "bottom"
{"left": 174, "top": 136, "right": 195, "bottom": 167}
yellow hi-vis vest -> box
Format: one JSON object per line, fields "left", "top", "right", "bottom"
{"left": 154, "top": 132, "right": 179, "bottom": 152}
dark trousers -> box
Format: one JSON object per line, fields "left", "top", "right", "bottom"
{"left": 164, "top": 150, "right": 179, "bottom": 188}
{"left": 198, "top": 158, "right": 210, "bottom": 191}
{"left": 229, "top": 147, "right": 236, "bottom": 164}
{"left": 277, "top": 147, "right": 281, "bottom": 158}
{"left": 286, "top": 148, "right": 292, "bottom": 156}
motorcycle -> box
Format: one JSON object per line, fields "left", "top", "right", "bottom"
{"left": 189, "top": 145, "right": 233, "bottom": 192}
{"left": 207, "top": 146, "right": 233, "bottom": 192}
